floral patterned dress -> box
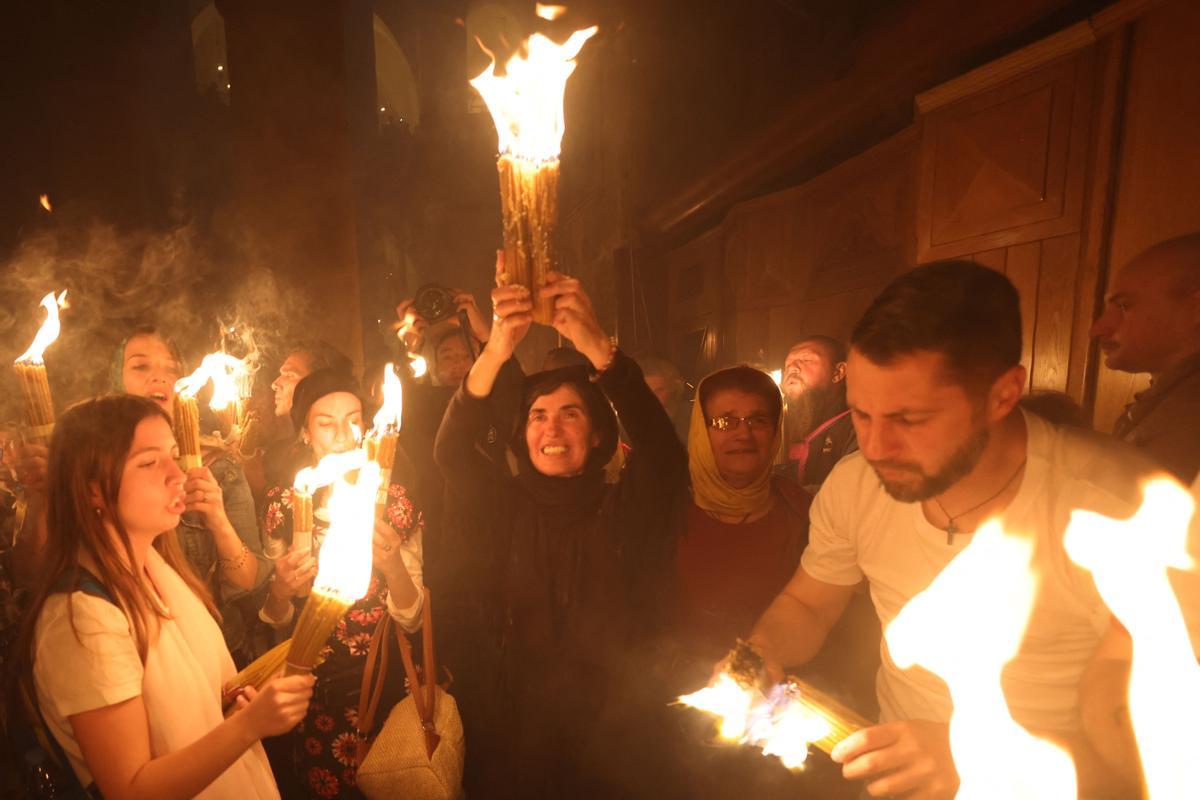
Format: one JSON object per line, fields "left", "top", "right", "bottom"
{"left": 262, "top": 482, "right": 423, "bottom": 800}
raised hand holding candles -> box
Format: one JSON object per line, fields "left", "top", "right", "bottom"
{"left": 12, "top": 291, "right": 67, "bottom": 445}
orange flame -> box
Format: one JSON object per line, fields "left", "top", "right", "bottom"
{"left": 173, "top": 351, "right": 246, "bottom": 414}
{"left": 313, "top": 466, "right": 381, "bottom": 602}
{"left": 15, "top": 291, "right": 68, "bottom": 365}
{"left": 293, "top": 449, "right": 368, "bottom": 495}
{"left": 38, "top": 194, "right": 52, "bottom": 212}
{"left": 469, "top": 21, "right": 598, "bottom": 162}
{"left": 886, "top": 520, "right": 1077, "bottom": 798}
{"left": 372, "top": 363, "right": 404, "bottom": 434}
{"left": 678, "top": 674, "right": 832, "bottom": 769}
{"left": 1064, "top": 478, "right": 1200, "bottom": 798}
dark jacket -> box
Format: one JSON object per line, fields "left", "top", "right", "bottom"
{"left": 433, "top": 351, "right": 687, "bottom": 799}
{"left": 1113, "top": 351, "right": 1200, "bottom": 484}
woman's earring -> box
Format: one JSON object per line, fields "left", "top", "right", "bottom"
{"left": 94, "top": 507, "right": 103, "bottom": 518}
{"left": 300, "top": 433, "right": 310, "bottom": 445}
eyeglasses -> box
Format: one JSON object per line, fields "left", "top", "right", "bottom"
{"left": 708, "top": 414, "right": 775, "bottom": 432}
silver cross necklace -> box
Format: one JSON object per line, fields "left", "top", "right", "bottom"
{"left": 931, "top": 459, "right": 1027, "bottom": 545}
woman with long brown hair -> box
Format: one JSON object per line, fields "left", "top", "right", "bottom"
{"left": 16, "top": 394, "right": 312, "bottom": 799}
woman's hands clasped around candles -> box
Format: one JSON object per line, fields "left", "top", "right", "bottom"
{"left": 468, "top": 252, "right": 613, "bottom": 398}
{"left": 185, "top": 466, "right": 257, "bottom": 591}
{"left": 230, "top": 673, "right": 316, "bottom": 738}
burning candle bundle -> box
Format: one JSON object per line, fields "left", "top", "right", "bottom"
{"left": 12, "top": 291, "right": 68, "bottom": 445}
{"left": 285, "top": 465, "right": 382, "bottom": 674}
{"left": 290, "top": 449, "right": 369, "bottom": 556}
{"left": 678, "top": 640, "right": 871, "bottom": 768}
{"left": 469, "top": 9, "right": 597, "bottom": 321}
{"left": 366, "top": 363, "right": 403, "bottom": 520}
{"left": 173, "top": 351, "right": 249, "bottom": 467}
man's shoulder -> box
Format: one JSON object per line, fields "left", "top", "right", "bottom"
{"left": 814, "top": 450, "right": 891, "bottom": 516}
{"left": 1029, "top": 413, "right": 1159, "bottom": 510}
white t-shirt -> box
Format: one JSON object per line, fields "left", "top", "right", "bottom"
{"left": 801, "top": 410, "right": 1160, "bottom": 733}
{"left": 33, "top": 549, "right": 279, "bottom": 799}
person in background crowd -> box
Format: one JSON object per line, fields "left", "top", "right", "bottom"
{"left": 743, "top": 261, "right": 1168, "bottom": 799}
{"left": 434, "top": 260, "right": 687, "bottom": 798}
{"left": 262, "top": 340, "right": 353, "bottom": 494}
{"left": 635, "top": 354, "right": 691, "bottom": 444}
{"left": 674, "top": 365, "right": 807, "bottom": 654}
{"left": 1090, "top": 232, "right": 1200, "bottom": 483}
{"left": 259, "top": 368, "right": 423, "bottom": 800}
{"left": 110, "top": 326, "right": 268, "bottom": 666}
{"left": 16, "top": 394, "right": 311, "bottom": 800}
{"left": 779, "top": 336, "right": 857, "bottom": 492}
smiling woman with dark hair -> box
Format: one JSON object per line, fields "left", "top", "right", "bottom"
{"left": 433, "top": 262, "right": 686, "bottom": 798}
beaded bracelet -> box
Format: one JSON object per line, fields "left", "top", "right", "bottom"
{"left": 218, "top": 542, "right": 250, "bottom": 572}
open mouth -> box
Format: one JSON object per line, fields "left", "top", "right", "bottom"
{"left": 149, "top": 391, "right": 169, "bottom": 403}
{"left": 168, "top": 495, "right": 186, "bottom": 514}
{"left": 541, "top": 445, "right": 568, "bottom": 456}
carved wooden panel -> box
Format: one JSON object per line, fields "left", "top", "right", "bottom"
{"left": 917, "top": 49, "right": 1094, "bottom": 261}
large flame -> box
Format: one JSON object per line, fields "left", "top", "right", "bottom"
{"left": 678, "top": 674, "right": 832, "bottom": 769}
{"left": 294, "top": 449, "right": 368, "bottom": 495}
{"left": 15, "top": 291, "right": 68, "bottom": 365}
{"left": 885, "top": 520, "right": 1077, "bottom": 798}
{"left": 372, "top": 363, "right": 404, "bottom": 434}
{"left": 313, "top": 466, "right": 381, "bottom": 602}
{"left": 469, "top": 23, "right": 598, "bottom": 162}
{"left": 1064, "top": 478, "right": 1200, "bottom": 798}
{"left": 174, "top": 351, "right": 246, "bottom": 411}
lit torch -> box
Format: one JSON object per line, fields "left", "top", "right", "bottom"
{"left": 285, "top": 466, "right": 381, "bottom": 674}
{"left": 1064, "top": 478, "right": 1200, "bottom": 798}
{"left": 365, "top": 363, "right": 403, "bottom": 520}
{"left": 678, "top": 640, "right": 871, "bottom": 768}
{"left": 469, "top": 9, "right": 597, "bottom": 322}
{"left": 289, "top": 449, "right": 369, "bottom": 557}
{"left": 13, "top": 291, "right": 68, "bottom": 445}
{"left": 173, "top": 351, "right": 246, "bottom": 468}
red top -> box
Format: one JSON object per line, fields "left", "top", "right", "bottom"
{"left": 674, "top": 478, "right": 812, "bottom": 655}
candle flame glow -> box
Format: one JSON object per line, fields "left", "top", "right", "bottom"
{"left": 294, "top": 449, "right": 368, "bottom": 495}
{"left": 469, "top": 22, "right": 598, "bottom": 162}
{"left": 372, "top": 363, "right": 404, "bottom": 434}
{"left": 1064, "top": 478, "right": 1200, "bottom": 798}
{"left": 885, "top": 520, "right": 1077, "bottom": 798}
{"left": 535, "top": 3, "right": 567, "bottom": 20}
{"left": 409, "top": 353, "right": 428, "bottom": 379}
{"left": 173, "top": 351, "right": 246, "bottom": 411}
{"left": 678, "top": 673, "right": 832, "bottom": 769}
{"left": 15, "top": 291, "right": 68, "bottom": 365}
{"left": 313, "top": 467, "right": 381, "bottom": 602}
{"left": 38, "top": 194, "right": 52, "bottom": 212}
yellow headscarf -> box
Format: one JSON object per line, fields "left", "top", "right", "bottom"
{"left": 687, "top": 367, "right": 783, "bottom": 517}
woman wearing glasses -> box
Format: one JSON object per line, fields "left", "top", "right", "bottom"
{"left": 433, "top": 260, "right": 687, "bottom": 799}
{"left": 674, "top": 365, "right": 810, "bottom": 655}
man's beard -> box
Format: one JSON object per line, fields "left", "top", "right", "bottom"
{"left": 784, "top": 383, "right": 843, "bottom": 443}
{"left": 869, "top": 421, "right": 990, "bottom": 502}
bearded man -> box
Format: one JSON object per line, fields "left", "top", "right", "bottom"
{"left": 780, "top": 335, "right": 857, "bottom": 491}
{"left": 740, "top": 261, "right": 1179, "bottom": 799}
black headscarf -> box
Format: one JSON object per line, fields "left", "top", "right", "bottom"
{"left": 290, "top": 368, "right": 365, "bottom": 432}
{"left": 511, "top": 365, "right": 619, "bottom": 510}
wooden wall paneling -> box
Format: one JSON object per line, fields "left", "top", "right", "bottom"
{"left": 1068, "top": 30, "right": 1132, "bottom": 409}
{"left": 916, "top": 47, "right": 1095, "bottom": 261}
{"left": 1092, "top": 0, "right": 1200, "bottom": 430}
{"left": 1031, "top": 233, "right": 1080, "bottom": 393}
{"left": 665, "top": 226, "right": 725, "bottom": 381}
{"left": 1005, "top": 241, "right": 1042, "bottom": 391}
{"left": 972, "top": 247, "right": 1008, "bottom": 273}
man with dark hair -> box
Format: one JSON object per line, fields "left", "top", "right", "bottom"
{"left": 1090, "top": 232, "right": 1200, "bottom": 482}
{"left": 741, "top": 261, "right": 1168, "bottom": 798}
{"left": 262, "top": 340, "right": 353, "bottom": 493}
{"left": 780, "top": 335, "right": 857, "bottom": 491}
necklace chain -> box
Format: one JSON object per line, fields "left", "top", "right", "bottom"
{"left": 933, "top": 459, "right": 1027, "bottom": 545}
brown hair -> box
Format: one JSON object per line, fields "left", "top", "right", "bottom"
{"left": 16, "top": 395, "right": 216, "bottom": 679}
{"left": 851, "top": 260, "right": 1021, "bottom": 392}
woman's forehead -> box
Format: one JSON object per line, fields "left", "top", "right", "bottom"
{"left": 309, "top": 391, "right": 362, "bottom": 416}
{"left": 529, "top": 383, "right": 586, "bottom": 411}
{"left": 124, "top": 333, "right": 173, "bottom": 361}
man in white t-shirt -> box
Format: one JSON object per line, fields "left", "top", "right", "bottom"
{"left": 745, "top": 261, "right": 1169, "bottom": 799}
